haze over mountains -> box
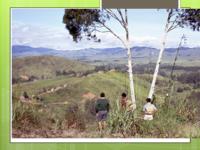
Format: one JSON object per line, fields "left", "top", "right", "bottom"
{"left": 12, "top": 45, "right": 200, "bottom": 64}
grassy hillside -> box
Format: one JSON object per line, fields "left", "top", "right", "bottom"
{"left": 12, "top": 56, "right": 95, "bottom": 80}
{"left": 12, "top": 71, "right": 200, "bottom": 138}
{"left": 12, "top": 71, "right": 152, "bottom": 138}
{"left": 13, "top": 71, "right": 150, "bottom": 103}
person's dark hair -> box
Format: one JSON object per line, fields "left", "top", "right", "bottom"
{"left": 100, "top": 92, "right": 105, "bottom": 97}
{"left": 121, "top": 92, "right": 127, "bottom": 97}
{"left": 146, "top": 98, "right": 151, "bottom": 102}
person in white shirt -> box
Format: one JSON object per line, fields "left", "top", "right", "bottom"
{"left": 143, "top": 98, "right": 157, "bottom": 120}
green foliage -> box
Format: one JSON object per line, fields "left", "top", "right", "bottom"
{"left": 63, "top": 103, "right": 86, "bottom": 131}
{"left": 165, "top": 9, "right": 200, "bottom": 32}
{"left": 108, "top": 107, "right": 136, "bottom": 137}
{"left": 84, "top": 100, "right": 96, "bottom": 121}
{"left": 63, "top": 9, "right": 108, "bottom": 42}
{"left": 178, "top": 9, "right": 200, "bottom": 31}
{"left": 177, "top": 72, "right": 200, "bottom": 85}
{"left": 12, "top": 100, "right": 42, "bottom": 130}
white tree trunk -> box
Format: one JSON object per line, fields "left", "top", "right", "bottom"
{"left": 103, "top": 9, "right": 136, "bottom": 110}
{"left": 127, "top": 44, "right": 136, "bottom": 110}
{"left": 125, "top": 32, "right": 136, "bottom": 110}
{"left": 148, "top": 27, "right": 169, "bottom": 99}
{"left": 125, "top": 9, "right": 136, "bottom": 110}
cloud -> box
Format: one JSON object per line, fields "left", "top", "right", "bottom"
{"left": 12, "top": 21, "right": 75, "bottom": 50}
{"left": 11, "top": 22, "right": 128, "bottom": 50}
{"left": 12, "top": 21, "right": 199, "bottom": 50}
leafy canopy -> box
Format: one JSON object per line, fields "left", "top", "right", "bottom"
{"left": 63, "top": 9, "right": 110, "bottom": 42}
{"left": 178, "top": 9, "right": 200, "bottom": 31}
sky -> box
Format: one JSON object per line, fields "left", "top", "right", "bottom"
{"left": 11, "top": 8, "right": 200, "bottom": 50}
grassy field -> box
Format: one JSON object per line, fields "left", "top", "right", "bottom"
{"left": 12, "top": 70, "right": 200, "bottom": 138}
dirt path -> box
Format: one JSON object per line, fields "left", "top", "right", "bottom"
{"left": 37, "top": 83, "right": 68, "bottom": 96}
{"left": 19, "top": 83, "right": 70, "bottom": 105}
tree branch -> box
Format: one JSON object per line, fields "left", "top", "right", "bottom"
{"left": 98, "top": 22, "right": 127, "bottom": 47}
{"left": 105, "top": 9, "right": 125, "bottom": 29}
{"left": 125, "top": 9, "right": 129, "bottom": 40}
{"left": 117, "top": 9, "right": 126, "bottom": 26}
{"left": 167, "top": 22, "right": 179, "bottom": 32}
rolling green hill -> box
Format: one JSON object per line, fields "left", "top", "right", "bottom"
{"left": 12, "top": 70, "right": 200, "bottom": 138}
{"left": 13, "top": 71, "right": 151, "bottom": 103}
{"left": 12, "top": 67, "right": 200, "bottom": 138}
{"left": 12, "top": 71, "right": 155, "bottom": 137}
{"left": 12, "top": 56, "right": 95, "bottom": 81}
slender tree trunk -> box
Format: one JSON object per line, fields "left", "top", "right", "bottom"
{"left": 148, "top": 24, "right": 169, "bottom": 99}
{"left": 126, "top": 44, "right": 136, "bottom": 109}
{"left": 166, "top": 35, "right": 185, "bottom": 106}
{"left": 103, "top": 9, "right": 136, "bottom": 110}
{"left": 125, "top": 9, "right": 136, "bottom": 110}
{"left": 170, "top": 35, "right": 185, "bottom": 81}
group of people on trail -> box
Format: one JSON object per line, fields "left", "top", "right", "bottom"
{"left": 95, "top": 92, "right": 157, "bottom": 131}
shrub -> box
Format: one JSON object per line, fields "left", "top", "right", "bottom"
{"left": 64, "top": 103, "right": 86, "bottom": 131}
{"left": 107, "top": 102, "right": 138, "bottom": 137}
{"left": 177, "top": 87, "right": 184, "bottom": 93}
{"left": 12, "top": 100, "right": 42, "bottom": 130}
{"left": 177, "top": 72, "right": 200, "bottom": 84}
{"left": 84, "top": 100, "right": 96, "bottom": 122}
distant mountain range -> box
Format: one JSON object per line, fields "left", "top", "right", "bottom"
{"left": 12, "top": 45, "right": 200, "bottom": 64}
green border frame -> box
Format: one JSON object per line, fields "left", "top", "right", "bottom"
{"left": 181, "top": 0, "right": 200, "bottom": 8}
{"left": 0, "top": 0, "right": 200, "bottom": 150}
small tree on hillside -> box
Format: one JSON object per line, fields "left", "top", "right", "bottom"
{"left": 166, "top": 34, "right": 187, "bottom": 107}
{"left": 63, "top": 9, "right": 136, "bottom": 110}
